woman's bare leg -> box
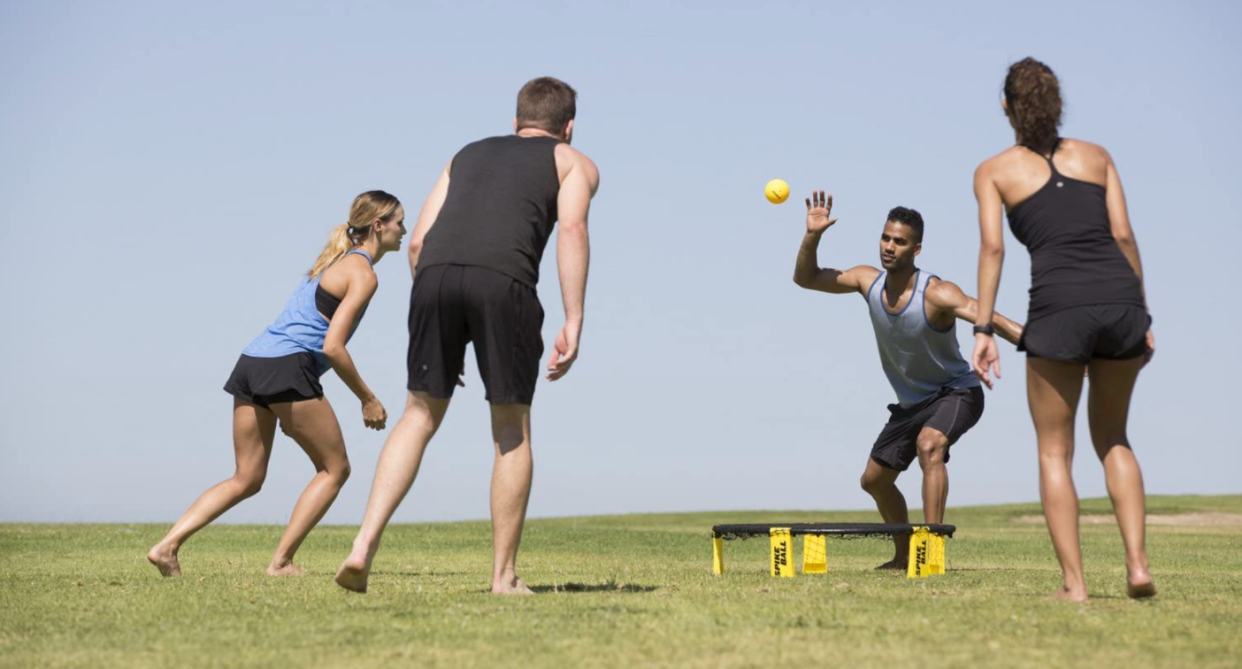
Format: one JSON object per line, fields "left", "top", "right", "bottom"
{"left": 1086, "top": 356, "right": 1155, "bottom": 598}
{"left": 266, "top": 397, "right": 351, "bottom": 576}
{"left": 1027, "top": 357, "right": 1088, "bottom": 601}
{"left": 148, "top": 399, "right": 276, "bottom": 576}
{"left": 336, "top": 391, "right": 449, "bottom": 593}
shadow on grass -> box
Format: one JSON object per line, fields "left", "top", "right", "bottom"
{"left": 531, "top": 581, "right": 660, "bottom": 594}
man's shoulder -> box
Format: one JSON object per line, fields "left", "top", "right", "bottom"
{"left": 554, "top": 144, "right": 600, "bottom": 188}
{"left": 923, "top": 274, "right": 966, "bottom": 305}
{"left": 554, "top": 143, "right": 596, "bottom": 168}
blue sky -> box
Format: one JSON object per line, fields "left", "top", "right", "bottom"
{"left": 1, "top": 0, "right": 1238, "bottom": 524}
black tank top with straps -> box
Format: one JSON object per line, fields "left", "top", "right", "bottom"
{"left": 416, "top": 135, "right": 561, "bottom": 288}
{"left": 1005, "top": 139, "right": 1145, "bottom": 323}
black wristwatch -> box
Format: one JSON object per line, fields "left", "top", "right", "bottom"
{"left": 972, "top": 324, "right": 995, "bottom": 336}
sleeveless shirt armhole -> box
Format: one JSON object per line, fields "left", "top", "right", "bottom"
{"left": 921, "top": 274, "right": 953, "bottom": 333}
{"left": 866, "top": 271, "right": 885, "bottom": 301}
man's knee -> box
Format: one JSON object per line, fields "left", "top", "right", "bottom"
{"left": 916, "top": 431, "right": 949, "bottom": 466}
{"left": 860, "top": 469, "right": 893, "bottom": 495}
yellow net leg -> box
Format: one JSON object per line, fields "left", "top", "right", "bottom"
{"left": 928, "top": 533, "right": 946, "bottom": 575}
{"left": 803, "top": 534, "right": 827, "bottom": 574}
{"left": 713, "top": 536, "right": 725, "bottom": 575}
{"left": 906, "top": 527, "right": 931, "bottom": 579}
{"left": 769, "top": 528, "right": 795, "bottom": 578}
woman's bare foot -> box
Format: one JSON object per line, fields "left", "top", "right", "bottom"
{"left": 1126, "top": 568, "right": 1156, "bottom": 599}
{"left": 335, "top": 550, "right": 371, "bottom": 593}
{"left": 147, "top": 544, "right": 182, "bottom": 577}
{"left": 492, "top": 576, "right": 534, "bottom": 595}
{"left": 875, "top": 556, "right": 907, "bottom": 570}
{"left": 1051, "top": 585, "right": 1088, "bottom": 602}
{"left": 266, "top": 561, "right": 305, "bottom": 577}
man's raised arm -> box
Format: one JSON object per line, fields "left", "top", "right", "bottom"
{"left": 793, "top": 190, "right": 872, "bottom": 295}
{"left": 546, "top": 150, "right": 600, "bottom": 382}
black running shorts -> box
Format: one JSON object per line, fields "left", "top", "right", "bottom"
{"left": 407, "top": 264, "right": 545, "bottom": 405}
{"left": 1019, "top": 304, "right": 1150, "bottom": 364}
{"left": 871, "top": 386, "right": 985, "bottom": 471}
{"left": 223, "top": 352, "right": 324, "bottom": 409}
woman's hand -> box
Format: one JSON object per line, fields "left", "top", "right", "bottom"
{"left": 362, "top": 396, "right": 387, "bottom": 430}
{"left": 972, "top": 333, "right": 1001, "bottom": 389}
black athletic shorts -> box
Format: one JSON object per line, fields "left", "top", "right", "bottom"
{"left": 871, "top": 386, "right": 985, "bottom": 472}
{"left": 223, "top": 352, "right": 324, "bottom": 409}
{"left": 407, "top": 264, "right": 544, "bottom": 405}
{"left": 1019, "top": 304, "right": 1150, "bottom": 364}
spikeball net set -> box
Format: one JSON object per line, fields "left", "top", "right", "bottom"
{"left": 710, "top": 523, "right": 955, "bottom": 578}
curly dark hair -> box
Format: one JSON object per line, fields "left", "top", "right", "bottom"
{"left": 1004, "top": 57, "right": 1062, "bottom": 154}
{"left": 887, "top": 206, "right": 924, "bottom": 243}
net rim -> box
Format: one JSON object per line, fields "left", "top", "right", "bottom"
{"left": 711, "top": 522, "right": 956, "bottom": 540}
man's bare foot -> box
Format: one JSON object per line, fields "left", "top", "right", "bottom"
{"left": 875, "top": 557, "right": 907, "bottom": 570}
{"left": 492, "top": 576, "right": 534, "bottom": 595}
{"left": 335, "top": 552, "right": 370, "bottom": 593}
{"left": 147, "top": 544, "right": 182, "bottom": 578}
{"left": 1051, "top": 585, "right": 1088, "bottom": 602}
{"left": 266, "top": 561, "right": 305, "bottom": 577}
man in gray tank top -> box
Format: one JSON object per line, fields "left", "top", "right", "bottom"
{"left": 336, "top": 78, "right": 601, "bottom": 595}
{"left": 793, "top": 192, "right": 1023, "bottom": 568}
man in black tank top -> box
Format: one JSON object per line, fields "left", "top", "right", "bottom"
{"left": 337, "top": 77, "right": 600, "bottom": 596}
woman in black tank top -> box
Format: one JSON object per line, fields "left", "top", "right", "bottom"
{"left": 970, "top": 58, "right": 1156, "bottom": 602}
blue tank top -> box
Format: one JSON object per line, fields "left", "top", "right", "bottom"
{"left": 241, "top": 249, "right": 373, "bottom": 375}
{"left": 866, "top": 270, "right": 979, "bottom": 408}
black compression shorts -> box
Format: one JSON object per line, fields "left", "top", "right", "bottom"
{"left": 871, "top": 386, "right": 985, "bottom": 471}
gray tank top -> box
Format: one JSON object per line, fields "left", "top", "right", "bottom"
{"left": 867, "top": 270, "right": 979, "bottom": 408}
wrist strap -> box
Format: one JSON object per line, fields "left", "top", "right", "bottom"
{"left": 973, "top": 324, "right": 995, "bottom": 336}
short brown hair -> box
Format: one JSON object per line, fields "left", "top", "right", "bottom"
{"left": 516, "top": 77, "right": 577, "bottom": 134}
{"left": 1004, "top": 58, "right": 1062, "bottom": 154}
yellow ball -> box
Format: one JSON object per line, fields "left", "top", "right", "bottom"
{"left": 765, "top": 179, "right": 790, "bottom": 204}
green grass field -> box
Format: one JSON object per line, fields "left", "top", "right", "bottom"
{"left": 3, "top": 495, "right": 1241, "bottom": 668}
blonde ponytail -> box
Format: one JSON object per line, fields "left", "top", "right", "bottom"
{"left": 308, "top": 223, "right": 357, "bottom": 278}
{"left": 308, "top": 190, "right": 402, "bottom": 277}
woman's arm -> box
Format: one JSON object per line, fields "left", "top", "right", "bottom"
{"left": 322, "top": 262, "right": 386, "bottom": 429}
{"left": 1103, "top": 149, "right": 1154, "bottom": 363}
{"left": 971, "top": 163, "right": 1007, "bottom": 388}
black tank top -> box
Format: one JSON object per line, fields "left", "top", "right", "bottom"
{"left": 1006, "top": 139, "right": 1144, "bottom": 322}
{"left": 416, "top": 135, "right": 561, "bottom": 287}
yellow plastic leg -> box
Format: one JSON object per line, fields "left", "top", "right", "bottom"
{"left": 713, "top": 536, "right": 725, "bottom": 575}
{"left": 907, "top": 526, "right": 931, "bottom": 578}
{"left": 928, "top": 533, "right": 946, "bottom": 575}
{"left": 769, "top": 528, "right": 795, "bottom": 578}
{"left": 803, "top": 534, "right": 827, "bottom": 574}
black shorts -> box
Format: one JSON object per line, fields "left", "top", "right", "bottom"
{"left": 407, "top": 264, "right": 544, "bottom": 405}
{"left": 871, "top": 386, "right": 985, "bottom": 472}
{"left": 223, "top": 352, "right": 323, "bottom": 409}
{"left": 1020, "top": 304, "right": 1150, "bottom": 364}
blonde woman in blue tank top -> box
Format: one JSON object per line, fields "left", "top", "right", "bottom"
{"left": 972, "top": 59, "right": 1156, "bottom": 601}
{"left": 148, "top": 191, "right": 405, "bottom": 578}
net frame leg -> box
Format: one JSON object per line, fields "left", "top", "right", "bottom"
{"left": 803, "top": 534, "right": 827, "bottom": 574}
{"left": 907, "top": 526, "right": 931, "bottom": 578}
{"left": 712, "top": 535, "right": 725, "bottom": 575}
{"left": 769, "top": 528, "right": 794, "bottom": 578}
